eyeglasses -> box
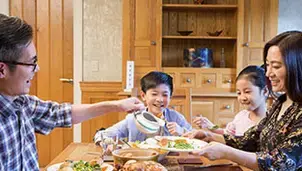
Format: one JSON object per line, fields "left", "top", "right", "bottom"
{"left": 0, "top": 60, "right": 38, "bottom": 72}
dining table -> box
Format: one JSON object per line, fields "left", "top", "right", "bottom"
{"left": 44, "top": 142, "right": 252, "bottom": 171}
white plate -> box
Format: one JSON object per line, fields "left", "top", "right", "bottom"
{"left": 146, "top": 136, "right": 208, "bottom": 152}
{"left": 47, "top": 162, "right": 114, "bottom": 171}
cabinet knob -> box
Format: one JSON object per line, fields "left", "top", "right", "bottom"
{"left": 225, "top": 105, "right": 231, "bottom": 109}
{"left": 242, "top": 42, "right": 249, "bottom": 47}
{"left": 225, "top": 79, "right": 232, "bottom": 83}
{"left": 186, "top": 78, "right": 191, "bottom": 83}
{"left": 206, "top": 79, "right": 212, "bottom": 83}
{"left": 151, "top": 41, "right": 156, "bottom": 45}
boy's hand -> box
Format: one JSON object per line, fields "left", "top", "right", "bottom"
{"left": 166, "top": 122, "right": 185, "bottom": 136}
{"left": 114, "top": 97, "right": 145, "bottom": 113}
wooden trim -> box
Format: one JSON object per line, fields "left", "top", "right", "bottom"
{"left": 122, "top": 0, "right": 131, "bottom": 90}
{"left": 236, "top": 0, "right": 244, "bottom": 75}
{"left": 80, "top": 82, "right": 122, "bottom": 92}
{"left": 268, "top": 0, "right": 279, "bottom": 39}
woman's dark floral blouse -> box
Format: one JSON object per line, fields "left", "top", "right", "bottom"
{"left": 224, "top": 94, "right": 302, "bottom": 170}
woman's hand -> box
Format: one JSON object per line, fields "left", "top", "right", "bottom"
{"left": 192, "top": 115, "right": 215, "bottom": 129}
{"left": 166, "top": 122, "right": 184, "bottom": 136}
{"left": 191, "top": 142, "right": 230, "bottom": 160}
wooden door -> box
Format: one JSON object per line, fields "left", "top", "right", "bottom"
{"left": 123, "top": 0, "right": 161, "bottom": 88}
{"left": 238, "top": 0, "right": 278, "bottom": 70}
{"left": 10, "top": 0, "right": 73, "bottom": 167}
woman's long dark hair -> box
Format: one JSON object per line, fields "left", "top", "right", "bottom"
{"left": 263, "top": 30, "right": 302, "bottom": 103}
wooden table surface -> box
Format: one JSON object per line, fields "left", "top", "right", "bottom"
{"left": 44, "top": 142, "right": 252, "bottom": 171}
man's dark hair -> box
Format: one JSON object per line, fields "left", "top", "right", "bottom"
{"left": 263, "top": 30, "right": 302, "bottom": 103}
{"left": 140, "top": 71, "right": 173, "bottom": 96}
{"left": 0, "top": 14, "right": 33, "bottom": 71}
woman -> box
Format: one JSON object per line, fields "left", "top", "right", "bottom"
{"left": 184, "top": 31, "right": 302, "bottom": 170}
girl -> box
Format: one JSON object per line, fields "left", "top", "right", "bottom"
{"left": 193, "top": 65, "right": 268, "bottom": 136}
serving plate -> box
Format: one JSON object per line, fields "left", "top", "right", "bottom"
{"left": 146, "top": 136, "right": 208, "bottom": 152}
{"left": 47, "top": 162, "right": 114, "bottom": 171}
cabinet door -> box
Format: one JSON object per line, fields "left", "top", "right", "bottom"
{"left": 238, "top": 0, "right": 278, "bottom": 71}
{"left": 132, "top": 0, "right": 160, "bottom": 68}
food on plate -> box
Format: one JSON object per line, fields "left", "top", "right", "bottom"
{"left": 112, "top": 148, "right": 159, "bottom": 170}
{"left": 120, "top": 160, "right": 167, "bottom": 171}
{"left": 58, "top": 158, "right": 107, "bottom": 171}
{"left": 157, "top": 138, "right": 194, "bottom": 149}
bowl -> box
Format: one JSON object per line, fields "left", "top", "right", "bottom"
{"left": 112, "top": 148, "right": 159, "bottom": 170}
{"left": 134, "top": 111, "right": 160, "bottom": 135}
{"left": 207, "top": 29, "right": 223, "bottom": 36}
{"left": 177, "top": 30, "right": 193, "bottom": 36}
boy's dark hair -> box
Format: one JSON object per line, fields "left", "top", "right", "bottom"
{"left": 236, "top": 65, "right": 266, "bottom": 91}
{"left": 263, "top": 30, "right": 302, "bottom": 103}
{"left": 0, "top": 14, "right": 33, "bottom": 71}
{"left": 140, "top": 71, "right": 173, "bottom": 96}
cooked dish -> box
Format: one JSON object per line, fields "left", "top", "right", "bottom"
{"left": 120, "top": 160, "right": 167, "bottom": 171}
{"left": 158, "top": 138, "right": 194, "bottom": 150}
{"left": 58, "top": 159, "right": 108, "bottom": 171}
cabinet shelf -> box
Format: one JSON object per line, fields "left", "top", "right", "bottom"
{"left": 162, "top": 4, "right": 238, "bottom": 10}
{"left": 162, "top": 35, "right": 237, "bottom": 40}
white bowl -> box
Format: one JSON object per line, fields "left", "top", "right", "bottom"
{"left": 134, "top": 112, "right": 160, "bottom": 134}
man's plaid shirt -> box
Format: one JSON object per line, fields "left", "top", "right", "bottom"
{"left": 0, "top": 94, "right": 72, "bottom": 171}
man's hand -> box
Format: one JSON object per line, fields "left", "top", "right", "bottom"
{"left": 114, "top": 97, "right": 145, "bottom": 113}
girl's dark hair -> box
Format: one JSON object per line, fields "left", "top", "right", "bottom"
{"left": 236, "top": 65, "right": 266, "bottom": 91}
{"left": 0, "top": 14, "right": 33, "bottom": 71}
{"left": 263, "top": 30, "right": 302, "bottom": 103}
{"left": 140, "top": 71, "right": 173, "bottom": 96}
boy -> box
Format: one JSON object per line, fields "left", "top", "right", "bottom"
{"left": 94, "top": 71, "right": 192, "bottom": 144}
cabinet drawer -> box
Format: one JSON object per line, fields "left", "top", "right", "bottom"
{"left": 200, "top": 73, "right": 216, "bottom": 88}
{"left": 180, "top": 73, "right": 196, "bottom": 88}
{"left": 216, "top": 99, "right": 237, "bottom": 115}
{"left": 221, "top": 74, "right": 236, "bottom": 89}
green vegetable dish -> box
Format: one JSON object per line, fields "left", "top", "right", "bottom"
{"left": 73, "top": 160, "right": 101, "bottom": 171}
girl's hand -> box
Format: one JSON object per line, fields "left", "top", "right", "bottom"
{"left": 192, "top": 115, "right": 215, "bottom": 129}
{"left": 182, "top": 130, "right": 211, "bottom": 141}
{"left": 166, "top": 122, "right": 184, "bottom": 136}
{"left": 191, "top": 142, "right": 230, "bottom": 160}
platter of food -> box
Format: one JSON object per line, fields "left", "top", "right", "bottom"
{"left": 47, "top": 160, "right": 114, "bottom": 171}
{"left": 145, "top": 136, "right": 208, "bottom": 152}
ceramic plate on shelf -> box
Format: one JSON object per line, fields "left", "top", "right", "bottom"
{"left": 47, "top": 162, "right": 114, "bottom": 171}
{"left": 146, "top": 136, "right": 208, "bottom": 152}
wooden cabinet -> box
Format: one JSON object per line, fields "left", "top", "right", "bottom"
{"left": 122, "top": 0, "right": 278, "bottom": 125}
{"left": 238, "top": 0, "right": 278, "bottom": 72}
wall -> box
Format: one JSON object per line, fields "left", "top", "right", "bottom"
{"left": 83, "top": 0, "right": 123, "bottom": 81}
{"left": 278, "top": 0, "right": 302, "bottom": 33}
{"left": 0, "top": 0, "right": 9, "bottom": 15}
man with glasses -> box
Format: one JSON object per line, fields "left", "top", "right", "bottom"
{"left": 0, "top": 13, "right": 144, "bottom": 170}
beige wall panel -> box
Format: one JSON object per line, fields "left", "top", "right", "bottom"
{"left": 83, "top": 0, "right": 122, "bottom": 81}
